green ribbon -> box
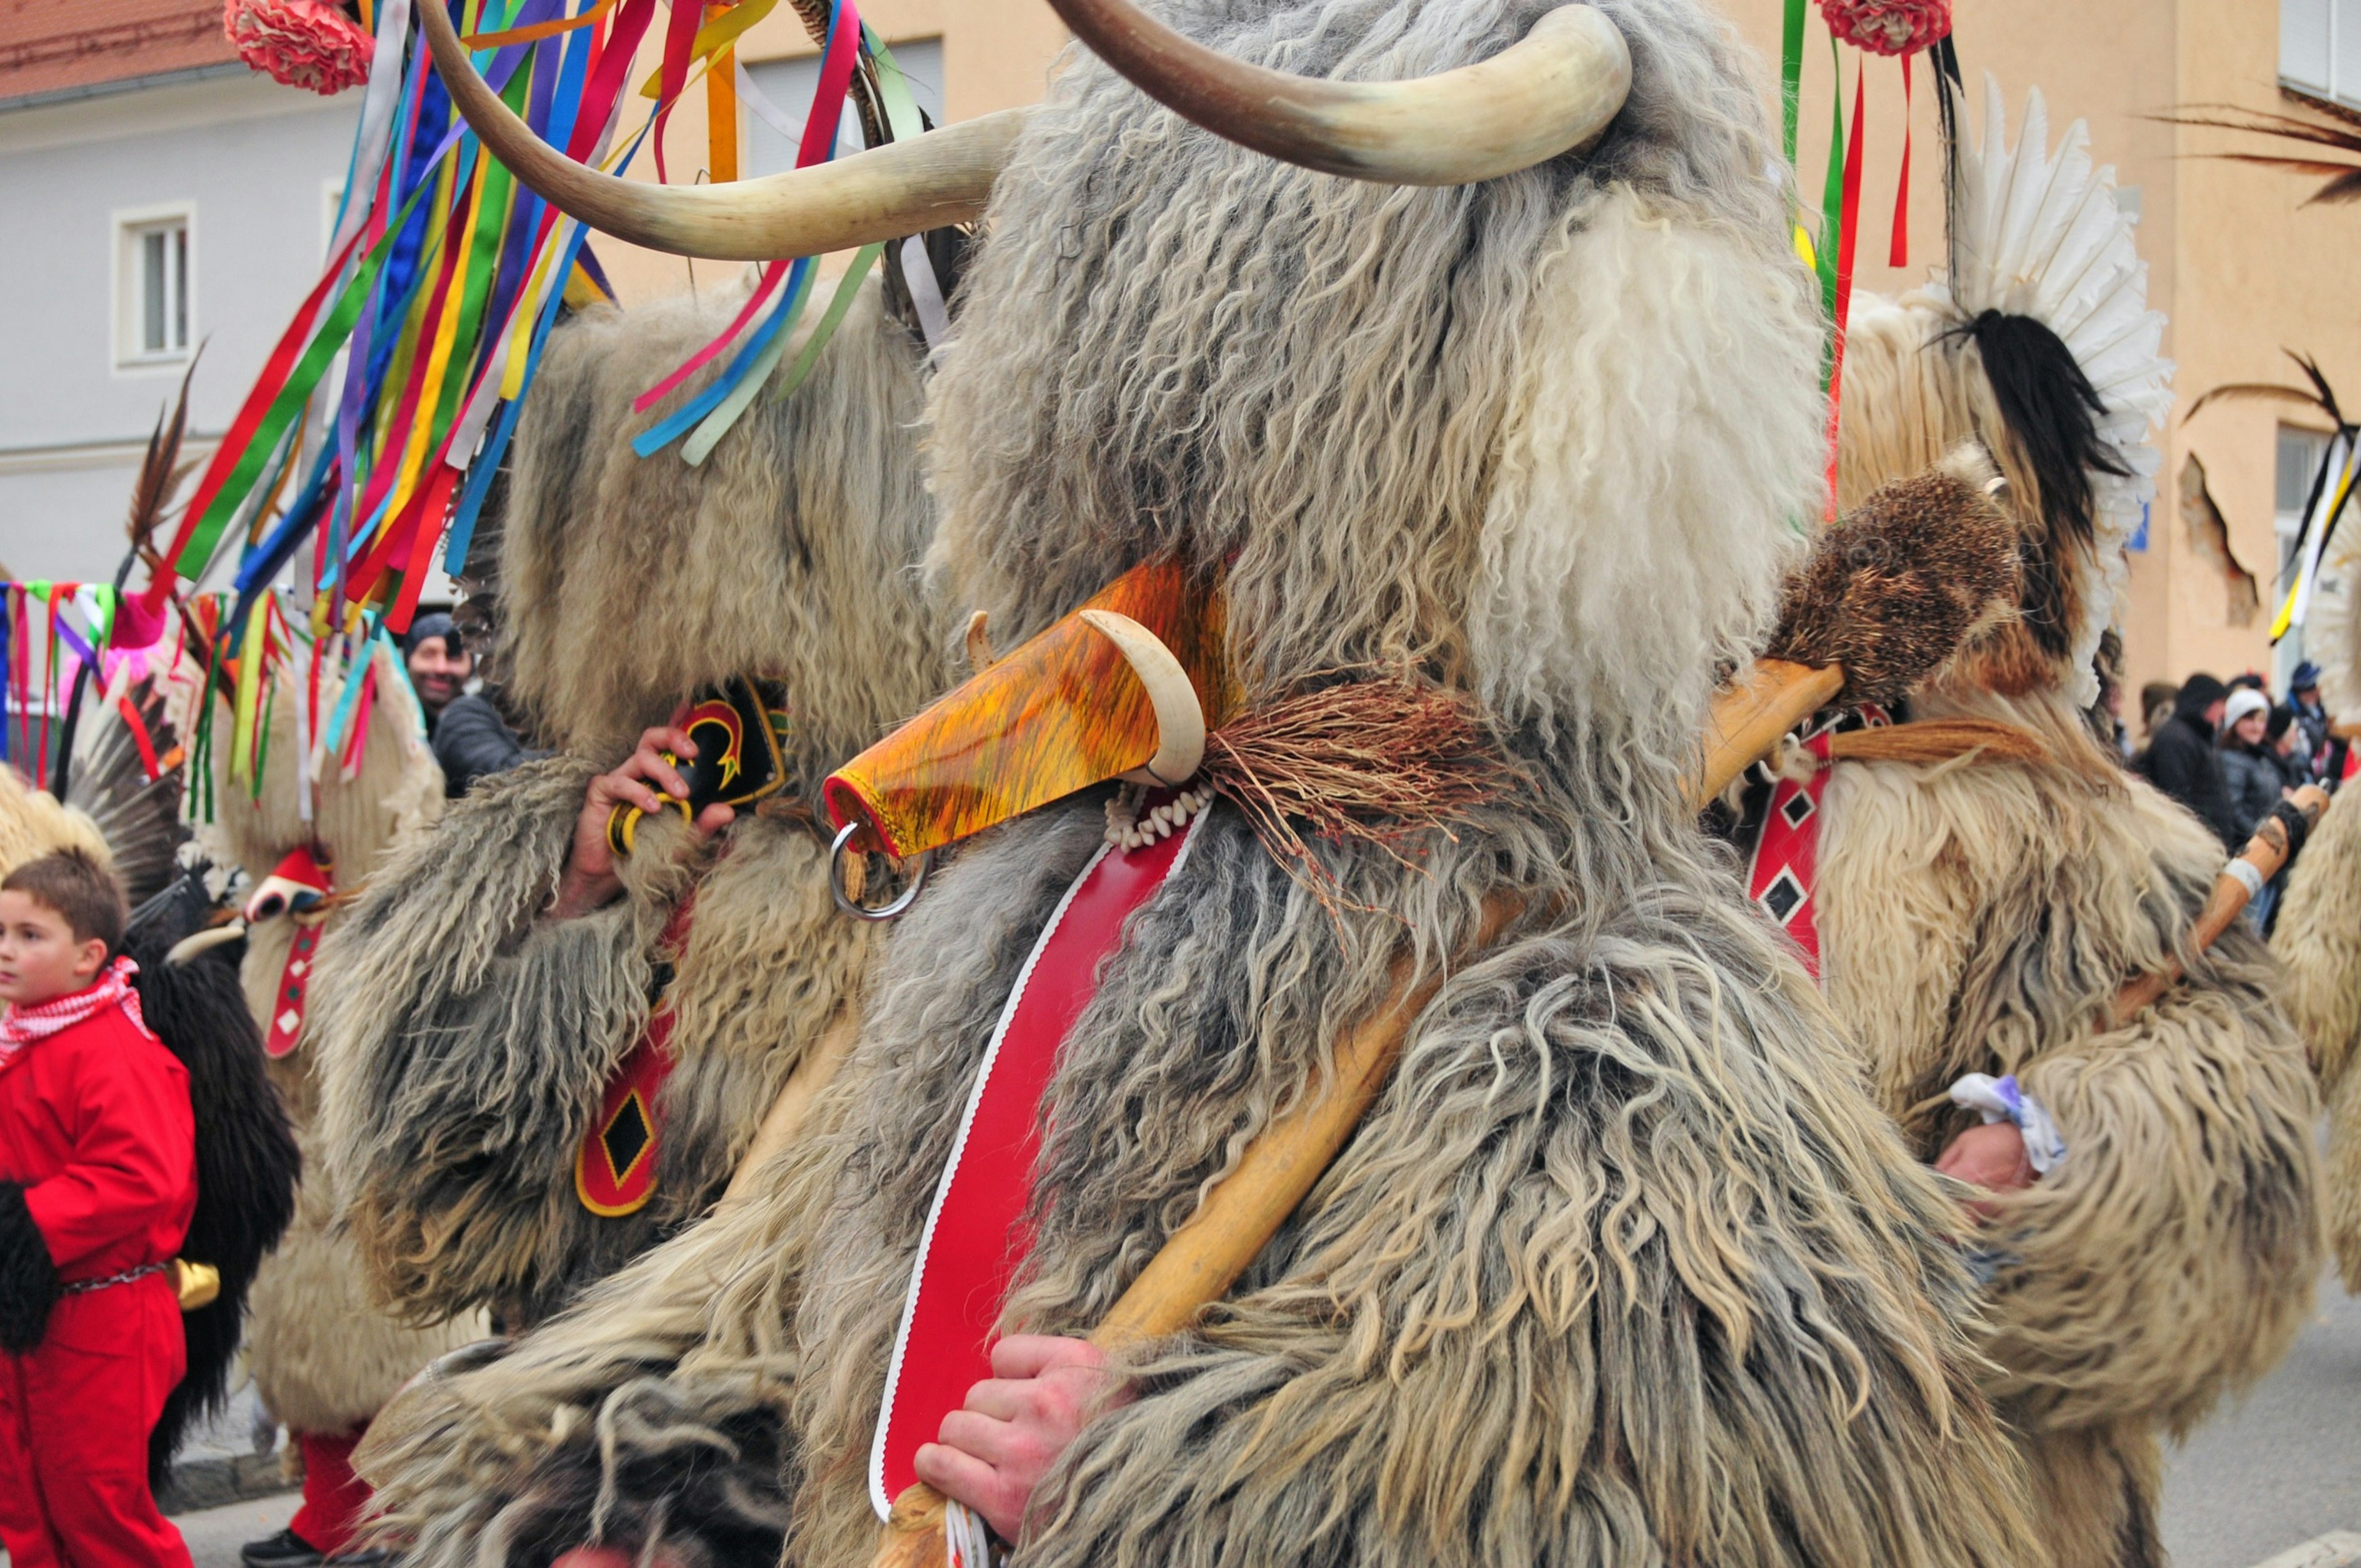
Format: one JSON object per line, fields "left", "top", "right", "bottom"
{"left": 1817, "top": 36, "right": 1845, "bottom": 384}
{"left": 176, "top": 162, "right": 449, "bottom": 579}
{"left": 1781, "top": 0, "right": 1805, "bottom": 167}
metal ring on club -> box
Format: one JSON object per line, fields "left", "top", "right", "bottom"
{"left": 829, "top": 820, "right": 931, "bottom": 921}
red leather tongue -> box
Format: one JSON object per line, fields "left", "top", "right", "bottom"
{"left": 871, "top": 812, "right": 1204, "bottom": 1517}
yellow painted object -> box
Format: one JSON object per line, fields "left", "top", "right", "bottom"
{"left": 171, "top": 1258, "right": 221, "bottom": 1312}
{"left": 824, "top": 561, "right": 1236, "bottom": 859}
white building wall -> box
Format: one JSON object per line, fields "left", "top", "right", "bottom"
{"left": 0, "top": 69, "right": 357, "bottom": 582}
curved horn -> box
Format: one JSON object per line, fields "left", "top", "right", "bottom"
{"left": 1079, "top": 609, "right": 1206, "bottom": 786}
{"left": 164, "top": 921, "right": 247, "bottom": 967}
{"left": 419, "top": 0, "right": 1024, "bottom": 261}
{"left": 1046, "top": 0, "right": 1631, "bottom": 185}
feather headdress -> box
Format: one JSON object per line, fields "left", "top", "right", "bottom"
{"left": 1916, "top": 79, "right": 2173, "bottom": 703}
{"left": 2306, "top": 501, "right": 2361, "bottom": 719}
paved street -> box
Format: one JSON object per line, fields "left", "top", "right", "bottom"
{"left": 2162, "top": 1270, "right": 2361, "bottom": 1568}
{"left": 176, "top": 1492, "right": 300, "bottom": 1568}
{"left": 7, "top": 1280, "right": 2355, "bottom": 1568}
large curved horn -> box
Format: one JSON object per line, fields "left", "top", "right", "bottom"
{"left": 1046, "top": 0, "right": 1631, "bottom": 185}
{"left": 419, "top": 0, "right": 1024, "bottom": 260}
{"left": 1079, "top": 609, "right": 1206, "bottom": 786}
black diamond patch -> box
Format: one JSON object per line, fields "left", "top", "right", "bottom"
{"left": 1779, "top": 790, "right": 1816, "bottom": 828}
{"left": 601, "top": 1093, "right": 652, "bottom": 1181}
{"left": 1759, "top": 868, "right": 1808, "bottom": 924}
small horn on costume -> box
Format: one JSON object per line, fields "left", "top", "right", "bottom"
{"left": 1046, "top": 0, "right": 1631, "bottom": 185}
{"left": 1077, "top": 609, "right": 1206, "bottom": 786}
{"left": 417, "top": 0, "right": 1024, "bottom": 261}
{"left": 164, "top": 920, "right": 246, "bottom": 967}
{"left": 964, "top": 610, "right": 995, "bottom": 672}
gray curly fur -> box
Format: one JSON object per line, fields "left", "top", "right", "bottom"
{"left": 357, "top": 2, "right": 2047, "bottom": 1562}
{"left": 499, "top": 282, "right": 943, "bottom": 762}
{"left": 313, "top": 282, "right": 937, "bottom": 1328}
{"left": 370, "top": 796, "right": 2039, "bottom": 1568}
{"left": 314, "top": 756, "right": 662, "bottom": 1323}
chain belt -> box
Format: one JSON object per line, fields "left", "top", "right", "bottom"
{"left": 60, "top": 1261, "right": 166, "bottom": 1294}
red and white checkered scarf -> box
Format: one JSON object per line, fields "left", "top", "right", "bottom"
{"left": 0, "top": 956, "right": 145, "bottom": 1073}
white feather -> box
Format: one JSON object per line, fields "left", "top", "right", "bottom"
{"left": 2308, "top": 506, "right": 2361, "bottom": 719}
{"left": 1922, "top": 78, "right": 2174, "bottom": 705}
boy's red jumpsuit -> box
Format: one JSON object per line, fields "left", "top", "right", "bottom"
{"left": 0, "top": 998, "right": 197, "bottom": 1568}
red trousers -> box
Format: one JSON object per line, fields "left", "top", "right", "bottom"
{"left": 0, "top": 1273, "right": 193, "bottom": 1568}
{"left": 288, "top": 1425, "right": 373, "bottom": 1555}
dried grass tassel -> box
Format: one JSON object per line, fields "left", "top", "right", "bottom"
{"left": 1198, "top": 676, "right": 1516, "bottom": 906}
{"left": 1822, "top": 718, "right": 2047, "bottom": 769}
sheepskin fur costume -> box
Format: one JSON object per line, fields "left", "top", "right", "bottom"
{"left": 309, "top": 280, "right": 943, "bottom": 1326}
{"left": 1803, "top": 87, "right": 2318, "bottom": 1568}
{"left": 355, "top": 5, "right": 2048, "bottom": 1566}
{"left": 197, "top": 641, "right": 484, "bottom": 1437}
{"left": 2274, "top": 515, "right": 2361, "bottom": 1289}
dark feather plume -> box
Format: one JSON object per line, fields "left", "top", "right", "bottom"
{"left": 2159, "top": 105, "right": 2361, "bottom": 205}
{"left": 126, "top": 353, "right": 199, "bottom": 575}
{"left": 1768, "top": 449, "right": 2022, "bottom": 706}
{"left": 66, "top": 677, "right": 187, "bottom": 909}
{"left": 2291, "top": 350, "right": 2346, "bottom": 424}
{"left": 2183, "top": 381, "right": 2335, "bottom": 424}
{"left": 1953, "top": 310, "right": 2130, "bottom": 659}
{"left": 125, "top": 921, "right": 300, "bottom": 1487}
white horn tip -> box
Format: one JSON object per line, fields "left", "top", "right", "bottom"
{"left": 1079, "top": 609, "right": 1208, "bottom": 786}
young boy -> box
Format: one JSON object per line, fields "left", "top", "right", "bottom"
{"left": 0, "top": 849, "right": 196, "bottom": 1568}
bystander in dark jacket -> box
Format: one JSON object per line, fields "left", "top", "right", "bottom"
{"left": 2218, "top": 689, "right": 2283, "bottom": 837}
{"left": 2137, "top": 672, "right": 2243, "bottom": 848}
{"left": 403, "top": 612, "right": 540, "bottom": 798}
{"left": 430, "top": 693, "right": 534, "bottom": 798}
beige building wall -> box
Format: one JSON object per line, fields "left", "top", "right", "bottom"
{"left": 1728, "top": 0, "right": 2361, "bottom": 713}
{"left": 595, "top": 0, "right": 2360, "bottom": 708}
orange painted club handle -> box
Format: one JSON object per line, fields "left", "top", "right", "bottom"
{"left": 2112, "top": 785, "right": 2330, "bottom": 1024}
{"left": 1686, "top": 659, "right": 1845, "bottom": 810}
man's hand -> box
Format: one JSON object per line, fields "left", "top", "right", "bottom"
{"left": 547, "top": 723, "right": 735, "bottom": 919}
{"left": 1935, "top": 1120, "right": 2036, "bottom": 1221}
{"left": 912, "top": 1335, "right": 1132, "bottom": 1544}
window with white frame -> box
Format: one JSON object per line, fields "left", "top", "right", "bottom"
{"left": 116, "top": 207, "right": 192, "bottom": 366}
{"left": 2282, "top": 0, "right": 2361, "bottom": 111}
{"left": 2277, "top": 422, "right": 2343, "bottom": 684}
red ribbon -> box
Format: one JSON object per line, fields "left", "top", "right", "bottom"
{"left": 1889, "top": 51, "right": 1912, "bottom": 269}
{"left": 117, "top": 691, "right": 163, "bottom": 782}
{"left": 1823, "top": 59, "right": 1867, "bottom": 512}
{"left": 871, "top": 810, "right": 1204, "bottom": 1517}
{"left": 648, "top": 0, "right": 705, "bottom": 184}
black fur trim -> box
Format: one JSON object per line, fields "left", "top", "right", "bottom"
{"left": 495, "top": 1390, "right": 790, "bottom": 1568}
{"left": 2271, "top": 798, "right": 2315, "bottom": 863}
{"left": 125, "top": 926, "right": 301, "bottom": 1485}
{"left": 0, "top": 1180, "right": 60, "bottom": 1355}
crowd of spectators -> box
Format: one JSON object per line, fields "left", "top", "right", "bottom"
{"left": 2130, "top": 661, "right": 2346, "bottom": 929}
